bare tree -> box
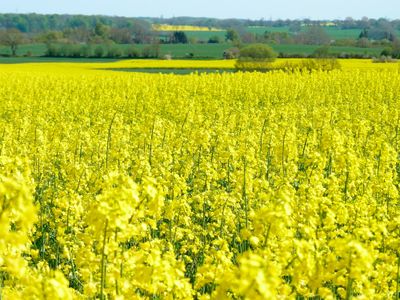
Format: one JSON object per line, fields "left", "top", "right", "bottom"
{"left": 295, "top": 26, "right": 330, "bottom": 45}
{"left": 0, "top": 28, "right": 24, "bottom": 56}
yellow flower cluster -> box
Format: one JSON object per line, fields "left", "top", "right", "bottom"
{"left": 152, "top": 24, "right": 222, "bottom": 32}
{"left": 0, "top": 62, "right": 400, "bottom": 299}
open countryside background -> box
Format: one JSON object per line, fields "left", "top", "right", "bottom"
{"left": 1, "top": 14, "right": 400, "bottom": 62}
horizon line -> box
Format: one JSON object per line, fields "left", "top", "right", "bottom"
{"left": 0, "top": 11, "right": 398, "bottom": 22}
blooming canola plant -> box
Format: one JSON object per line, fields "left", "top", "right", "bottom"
{"left": 0, "top": 60, "right": 400, "bottom": 299}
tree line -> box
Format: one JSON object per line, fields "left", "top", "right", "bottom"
{"left": 1, "top": 13, "right": 400, "bottom": 59}
{"left": 1, "top": 14, "right": 399, "bottom": 37}
{"left": 2, "top": 13, "right": 398, "bottom": 33}
{"left": 0, "top": 13, "right": 153, "bottom": 34}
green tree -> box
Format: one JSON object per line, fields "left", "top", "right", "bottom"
{"left": 380, "top": 47, "right": 393, "bottom": 57}
{"left": 45, "top": 43, "right": 61, "bottom": 57}
{"left": 170, "top": 31, "right": 188, "bottom": 44}
{"left": 238, "top": 43, "right": 277, "bottom": 61}
{"left": 391, "top": 40, "right": 400, "bottom": 58}
{"left": 359, "top": 28, "right": 369, "bottom": 39}
{"left": 109, "top": 28, "right": 132, "bottom": 44}
{"left": 288, "top": 22, "right": 302, "bottom": 33}
{"left": 356, "top": 37, "right": 371, "bottom": 48}
{"left": 208, "top": 35, "right": 221, "bottom": 43}
{"left": 38, "top": 31, "right": 63, "bottom": 45}
{"left": 235, "top": 44, "right": 277, "bottom": 71}
{"left": 0, "top": 28, "right": 24, "bottom": 56}
{"left": 125, "top": 46, "right": 140, "bottom": 58}
{"left": 130, "top": 20, "right": 152, "bottom": 44}
{"left": 94, "top": 45, "right": 105, "bottom": 58}
{"left": 142, "top": 41, "right": 160, "bottom": 58}
{"left": 106, "top": 46, "right": 123, "bottom": 58}
{"left": 225, "top": 28, "right": 240, "bottom": 42}
{"left": 94, "top": 22, "right": 110, "bottom": 39}
{"left": 312, "top": 46, "right": 331, "bottom": 58}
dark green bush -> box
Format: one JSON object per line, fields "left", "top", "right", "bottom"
{"left": 238, "top": 44, "right": 277, "bottom": 61}
{"left": 235, "top": 44, "right": 277, "bottom": 71}
{"left": 125, "top": 46, "right": 140, "bottom": 58}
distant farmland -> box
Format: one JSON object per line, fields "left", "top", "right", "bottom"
{"left": 0, "top": 42, "right": 384, "bottom": 60}
{"left": 158, "top": 26, "right": 399, "bottom": 41}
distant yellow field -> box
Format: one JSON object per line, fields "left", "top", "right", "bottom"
{"left": 1, "top": 59, "right": 398, "bottom": 74}
{"left": 152, "top": 24, "right": 223, "bottom": 31}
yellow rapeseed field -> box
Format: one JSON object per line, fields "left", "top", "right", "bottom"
{"left": 152, "top": 24, "right": 223, "bottom": 31}
{"left": 0, "top": 60, "right": 400, "bottom": 299}
{"left": 1, "top": 59, "right": 398, "bottom": 74}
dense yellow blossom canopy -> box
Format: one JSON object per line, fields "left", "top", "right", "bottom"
{"left": 0, "top": 59, "right": 399, "bottom": 299}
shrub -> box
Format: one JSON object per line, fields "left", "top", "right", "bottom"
{"left": 125, "top": 46, "right": 140, "bottom": 58}
{"left": 238, "top": 43, "right": 277, "bottom": 62}
{"left": 56, "top": 44, "right": 82, "bottom": 58}
{"left": 142, "top": 44, "right": 160, "bottom": 58}
{"left": 312, "top": 46, "right": 332, "bottom": 58}
{"left": 223, "top": 47, "right": 240, "bottom": 59}
{"left": 94, "top": 45, "right": 105, "bottom": 58}
{"left": 106, "top": 46, "right": 123, "bottom": 58}
{"left": 280, "top": 59, "right": 341, "bottom": 72}
{"left": 69, "top": 45, "right": 82, "bottom": 58}
{"left": 45, "top": 44, "right": 60, "bottom": 57}
{"left": 170, "top": 31, "right": 188, "bottom": 44}
{"left": 208, "top": 36, "right": 221, "bottom": 44}
{"left": 235, "top": 60, "right": 274, "bottom": 72}
{"left": 185, "top": 52, "right": 194, "bottom": 59}
{"left": 80, "top": 45, "right": 93, "bottom": 58}
{"left": 380, "top": 47, "right": 393, "bottom": 57}
{"left": 235, "top": 44, "right": 277, "bottom": 71}
{"left": 372, "top": 56, "right": 397, "bottom": 63}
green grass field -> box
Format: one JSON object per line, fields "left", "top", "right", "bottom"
{"left": 0, "top": 42, "right": 385, "bottom": 62}
{"left": 185, "top": 30, "right": 226, "bottom": 40}
{"left": 0, "top": 56, "right": 120, "bottom": 64}
{"left": 247, "top": 26, "right": 363, "bottom": 39}
{"left": 0, "top": 43, "right": 47, "bottom": 57}
{"left": 247, "top": 26, "right": 291, "bottom": 35}
{"left": 180, "top": 27, "right": 365, "bottom": 42}
{"left": 323, "top": 27, "right": 362, "bottom": 39}
{"left": 156, "top": 25, "right": 400, "bottom": 44}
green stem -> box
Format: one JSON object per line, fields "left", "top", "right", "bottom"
{"left": 345, "top": 255, "right": 353, "bottom": 300}
{"left": 242, "top": 157, "right": 248, "bottom": 228}
{"left": 105, "top": 113, "right": 117, "bottom": 170}
{"left": 100, "top": 219, "right": 108, "bottom": 300}
{"left": 396, "top": 252, "right": 400, "bottom": 300}
{"left": 345, "top": 277, "right": 353, "bottom": 300}
{"left": 344, "top": 171, "right": 349, "bottom": 202}
{"left": 149, "top": 118, "right": 156, "bottom": 166}
{"left": 259, "top": 119, "right": 267, "bottom": 176}
{"left": 0, "top": 272, "right": 3, "bottom": 300}
{"left": 281, "top": 130, "right": 287, "bottom": 177}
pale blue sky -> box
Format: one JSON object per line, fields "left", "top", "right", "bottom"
{"left": 0, "top": 0, "right": 398, "bottom": 20}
